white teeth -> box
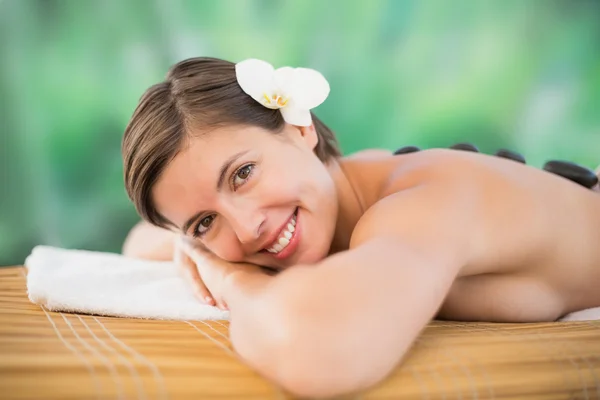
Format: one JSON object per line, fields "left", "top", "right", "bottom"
{"left": 264, "top": 210, "right": 298, "bottom": 254}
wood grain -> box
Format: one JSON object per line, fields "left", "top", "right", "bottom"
{"left": 1, "top": 266, "right": 599, "bottom": 399}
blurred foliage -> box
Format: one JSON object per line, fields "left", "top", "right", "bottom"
{"left": 1, "top": 0, "right": 599, "bottom": 265}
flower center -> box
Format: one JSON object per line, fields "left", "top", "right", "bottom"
{"left": 262, "top": 92, "right": 289, "bottom": 109}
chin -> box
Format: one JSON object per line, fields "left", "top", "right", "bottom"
{"left": 265, "top": 243, "right": 329, "bottom": 271}
{"left": 297, "top": 241, "right": 331, "bottom": 265}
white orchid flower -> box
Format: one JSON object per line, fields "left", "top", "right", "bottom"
{"left": 235, "top": 59, "right": 330, "bottom": 126}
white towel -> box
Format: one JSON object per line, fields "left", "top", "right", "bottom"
{"left": 25, "top": 246, "right": 230, "bottom": 321}
{"left": 24, "top": 246, "right": 600, "bottom": 322}
{"left": 559, "top": 307, "right": 600, "bottom": 322}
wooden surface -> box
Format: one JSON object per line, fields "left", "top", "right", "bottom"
{"left": 1, "top": 266, "right": 600, "bottom": 399}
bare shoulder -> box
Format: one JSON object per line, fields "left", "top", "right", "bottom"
{"left": 339, "top": 148, "right": 472, "bottom": 198}
{"left": 343, "top": 149, "right": 600, "bottom": 320}
{"left": 348, "top": 150, "right": 486, "bottom": 268}
{"left": 343, "top": 148, "right": 393, "bottom": 160}
{"left": 379, "top": 148, "right": 486, "bottom": 194}
{"left": 350, "top": 148, "right": 600, "bottom": 273}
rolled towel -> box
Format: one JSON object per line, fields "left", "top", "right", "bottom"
{"left": 24, "top": 246, "right": 600, "bottom": 322}
{"left": 25, "top": 246, "right": 229, "bottom": 321}
{"left": 559, "top": 307, "right": 600, "bottom": 322}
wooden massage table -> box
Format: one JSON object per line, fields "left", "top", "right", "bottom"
{"left": 1, "top": 266, "right": 600, "bottom": 399}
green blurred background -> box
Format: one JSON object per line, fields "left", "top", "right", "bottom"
{"left": 1, "top": 0, "right": 599, "bottom": 266}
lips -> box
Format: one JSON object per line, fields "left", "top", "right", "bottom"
{"left": 260, "top": 208, "right": 301, "bottom": 260}
{"left": 264, "top": 211, "right": 297, "bottom": 253}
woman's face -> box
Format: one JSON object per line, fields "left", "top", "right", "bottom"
{"left": 152, "top": 124, "right": 339, "bottom": 269}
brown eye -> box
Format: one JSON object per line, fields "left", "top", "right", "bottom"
{"left": 232, "top": 164, "right": 254, "bottom": 189}
{"left": 238, "top": 165, "right": 252, "bottom": 179}
{"left": 194, "top": 215, "right": 215, "bottom": 237}
{"left": 200, "top": 216, "right": 213, "bottom": 227}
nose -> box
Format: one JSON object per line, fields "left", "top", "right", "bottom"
{"left": 223, "top": 203, "right": 266, "bottom": 247}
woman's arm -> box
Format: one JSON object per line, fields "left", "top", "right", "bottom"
{"left": 222, "top": 180, "right": 477, "bottom": 398}
{"left": 123, "top": 223, "right": 237, "bottom": 307}
{"left": 122, "top": 221, "right": 176, "bottom": 260}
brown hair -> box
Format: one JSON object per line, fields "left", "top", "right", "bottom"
{"left": 122, "top": 57, "right": 341, "bottom": 229}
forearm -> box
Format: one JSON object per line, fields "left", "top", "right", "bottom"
{"left": 278, "top": 238, "right": 458, "bottom": 395}
{"left": 222, "top": 238, "right": 460, "bottom": 398}
{"left": 122, "top": 221, "right": 177, "bottom": 260}
{"left": 222, "top": 267, "right": 289, "bottom": 379}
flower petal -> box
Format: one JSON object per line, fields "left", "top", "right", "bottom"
{"left": 235, "top": 59, "right": 278, "bottom": 103}
{"left": 280, "top": 105, "right": 312, "bottom": 126}
{"left": 273, "top": 67, "right": 297, "bottom": 97}
{"left": 287, "top": 67, "right": 330, "bottom": 109}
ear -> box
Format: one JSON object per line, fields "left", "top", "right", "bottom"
{"left": 296, "top": 124, "right": 319, "bottom": 151}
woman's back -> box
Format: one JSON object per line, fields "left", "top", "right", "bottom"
{"left": 339, "top": 149, "right": 600, "bottom": 321}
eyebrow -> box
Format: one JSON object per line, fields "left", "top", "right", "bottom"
{"left": 180, "top": 150, "right": 249, "bottom": 234}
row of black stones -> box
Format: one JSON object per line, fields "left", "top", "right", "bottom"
{"left": 393, "top": 143, "right": 599, "bottom": 189}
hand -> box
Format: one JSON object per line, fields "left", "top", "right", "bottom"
{"left": 174, "top": 236, "right": 265, "bottom": 310}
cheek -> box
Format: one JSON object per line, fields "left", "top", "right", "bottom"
{"left": 206, "top": 229, "right": 245, "bottom": 262}
{"left": 269, "top": 155, "right": 330, "bottom": 197}
{"left": 298, "top": 164, "right": 337, "bottom": 207}
{"left": 255, "top": 163, "right": 304, "bottom": 201}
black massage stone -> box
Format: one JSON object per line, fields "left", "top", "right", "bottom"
{"left": 495, "top": 149, "right": 526, "bottom": 164}
{"left": 543, "top": 160, "right": 599, "bottom": 189}
{"left": 450, "top": 143, "right": 479, "bottom": 152}
{"left": 393, "top": 146, "right": 421, "bottom": 155}
{"left": 391, "top": 143, "right": 598, "bottom": 191}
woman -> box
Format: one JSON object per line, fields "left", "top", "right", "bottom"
{"left": 122, "top": 57, "right": 600, "bottom": 398}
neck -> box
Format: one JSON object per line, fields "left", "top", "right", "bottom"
{"left": 326, "top": 159, "right": 366, "bottom": 254}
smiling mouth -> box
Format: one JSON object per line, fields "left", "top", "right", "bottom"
{"left": 262, "top": 208, "right": 298, "bottom": 255}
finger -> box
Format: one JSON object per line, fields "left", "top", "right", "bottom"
{"left": 174, "top": 243, "right": 214, "bottom": 305}
{"left": 180, "top": 251, "right": 212, "bottom": 303}
{"left": 182, "top": 253, "right": 215, "bottom": 305}
{"left": 176, "top": 238, "right": 227, "bottom": 309}
{"left": 180, "top": 239, "right": 214, "bottom": 265}
{"left": 185, "top": 250, "right": 229, "bottom": 311}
